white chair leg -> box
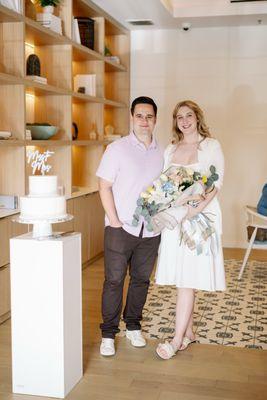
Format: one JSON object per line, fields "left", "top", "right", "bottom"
{"left": 238, "top": 227, "right": 258, "bottom": 280}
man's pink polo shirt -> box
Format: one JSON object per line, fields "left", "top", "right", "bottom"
{"left": 96, "top": 131, "right": 164, "bottom": 237}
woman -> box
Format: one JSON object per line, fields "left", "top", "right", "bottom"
{"left": 155, "top": 100, "right": 226, "bottom": 360}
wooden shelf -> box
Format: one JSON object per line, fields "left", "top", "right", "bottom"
{"left": 72, "top": 92, "right": 105, "bottom": 104}
{"left": 72, "top": 42, "right": 104, "bottom": 62}
{"left": 0, "top": 72, "right": 23, "bottom": 85}
{"left": 0, "top": 5, "right": 23, "bottom": 22}
{"left": 0, "top": 0, "right": 130, "bottom": 292}
{"left": 0, "top": 140, "right": 24, "bottom": 146}
{"left": 25, "top": 17, "right": 69, "bottom": 46}
{"left": 72, "top": 140, "right": 109, "bottom": 146}
{"left": 104, "top": 58, "right": 126, "bottom": 72}
{"left": 25, "top": 140, "right": 71, "bottom": 146}
{"left": 104, "top": 98, "right": 126, "bottom": 108}
{"left": 70, "top": 186, "right": 98, "bottom": 198}
{"left": 25, "top": 80, "right": 71, "bottom": 96}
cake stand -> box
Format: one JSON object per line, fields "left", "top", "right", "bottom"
{"left": 13, "top": 214, "right": 73, "bottom": 238}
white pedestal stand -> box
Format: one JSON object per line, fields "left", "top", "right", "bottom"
{"left": 10, "top": 228, "right": 83, "bottom": 398}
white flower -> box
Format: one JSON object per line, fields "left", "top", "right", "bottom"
{"left": 160, "top": 174, "right": 168, "bottom": 182}
{"left": 185, "top": 168, "right": 194, "bottom": 176}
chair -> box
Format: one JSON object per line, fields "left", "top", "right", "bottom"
{"left": 238, "top": 206, "right": 267, "bottom": 280}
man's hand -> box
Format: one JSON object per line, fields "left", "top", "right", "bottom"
{"left": 109, "top": 219, "right": 123, "bottom": 228}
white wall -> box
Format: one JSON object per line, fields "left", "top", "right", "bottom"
{"left": 130, "top": 26, "right": 267, "bottom": 248}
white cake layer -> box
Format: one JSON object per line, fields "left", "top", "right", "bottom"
{"left": 20, "top": 195, "right": 66, "bottom": 219}
{"left": 29, "top": 176, "right": 58, "bottom": 196}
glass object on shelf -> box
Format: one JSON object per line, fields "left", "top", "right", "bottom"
{"left": 89, "top": 123, "right": 97, "bottom": 140}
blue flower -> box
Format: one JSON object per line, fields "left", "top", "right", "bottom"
{"left": 162, "top": 181, "right": 174, "bottom": 193}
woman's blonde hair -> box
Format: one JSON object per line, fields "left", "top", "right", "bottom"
{"left": 172, "top": 100, "right": 211, "bottom": 143}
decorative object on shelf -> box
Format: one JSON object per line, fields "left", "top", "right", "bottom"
{"left": 35, "top": 0, "right": 62, "bottom": 34}
{"left": 106, "top": 55, "right": 121, "bottom": 64}
{"left": 104, "top": 45, "right": 120, "bottom": 64}
{"left": 0, "top": 130, "right": 12, "bottom": 140}
{"left": 72, "top": 122, "right": 78, "bottom": 140}
{"left": 104, "top": 125, "right": 121, "bottom": 141}
{"left": 75, "top": 17, "right": 94, "bottom": 50}
{"left": 77, "top": 87, "right": 85, "bottom": 94}
{"left": 74, "top": 74, "right": 96, "bottom": 96}
{"left": 104, "top": 124, "right": 114, "bottom": 136}
{"left": 26, "top": 123, "right": 58, "bottom": 140}
{"left": 0, "top": 195, "right": 18, "bottom": 209}
{"left": 104, "top": 45, "right": 112, "bottom": 57}
{"left": 26, "top": 75, "right": 47, "bottom": 84}
{"left": 105, "top": 134, "right": 121, "bottom": 142}
{"left": 26, "top": 54, "right": 41, "bottom": 77}
{"left": 89, "top": 123, "right": 98, "bottom": 141}
{"left": 35, "top": 0, "right": 61, "bottom": 14}
{"left": 36, "top": 12, "right": 62, "bottom": 34}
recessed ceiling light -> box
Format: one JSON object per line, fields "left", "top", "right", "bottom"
{"left": 126, "top": 19, "right": 154, "bottom": 26}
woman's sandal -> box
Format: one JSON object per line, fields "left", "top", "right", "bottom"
{"left": 156, "top": 341, "right": 178, "bottom": 360}
{"left": 179, "top": 336, "right": 197, "bottom": 351}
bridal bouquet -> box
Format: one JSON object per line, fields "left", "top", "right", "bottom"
{"left": 132, "top": 165, "right": 219, "bottom": 254}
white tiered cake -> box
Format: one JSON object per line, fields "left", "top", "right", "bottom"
{"left": 20, "top": 175, "right": 67, "bottom": 220}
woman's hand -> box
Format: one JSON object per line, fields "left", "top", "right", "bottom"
{"left": 185, "top": 204, "right": 201, "bottom": 219}
{"left": 185, "top": 185, "right": 218, "bottom": 219}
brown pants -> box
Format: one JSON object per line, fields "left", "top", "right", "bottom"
{"left": 100, "top": 226, "right": 160, "bottom": 339}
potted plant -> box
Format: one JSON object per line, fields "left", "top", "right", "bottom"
{"left": 36, "top": 0, "right": 61, "bottom": 14}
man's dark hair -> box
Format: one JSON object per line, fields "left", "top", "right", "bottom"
{"left": 130, "top": 96, "right": 157, "bottom": 117}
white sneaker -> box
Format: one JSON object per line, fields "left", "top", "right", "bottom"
{"left": 100, "top": 338, "right": 115, "bottom": 356}
{"left": 126, "top": 330, "right": 146, "bottom": 347}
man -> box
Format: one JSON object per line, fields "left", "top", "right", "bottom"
{"left": 96, "top": 96, "right": 164, "bottom": 356}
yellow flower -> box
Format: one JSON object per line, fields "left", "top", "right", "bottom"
{"left": 202, "top": 175, "right": 208, "bottom": 184}
{"left": 140, "top": 191, "right": 150, "bottom": 199}
{"left": 147, "top": 186, "right": 154, "bottom": 194}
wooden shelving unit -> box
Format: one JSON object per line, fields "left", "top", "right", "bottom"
{"left": 0, "top": 0, "right": 130, "bottom": 323}
{"left": 0, "top": 0, "right": 130, "bottom": 197}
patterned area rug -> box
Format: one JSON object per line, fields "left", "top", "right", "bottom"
{"left": 119, "top": 259, "right": 267, "bottom": 349}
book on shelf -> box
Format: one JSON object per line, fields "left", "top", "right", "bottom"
{"left": 0, "top": 0, "right": 21, "bottom": 13}
{"left": 25, "top": 129, "right": 32, "bottom": 140}
{"left": 72, "top": 17, "right": 81, "bottom": 44}
{"left": 75, "top": 17, "right": 94, "bottom": 50}
{"left": 0, "top": 195, "right": 18, "bottom": 210}
{"left": 104, "top": 134, "right": 121, "bottom": 141}
{"left": 26, "top": 75, "right": 47, "bottom": 85}
{"left": 74, "top": 74, "right": 96, "bottom": 97}
{"left": 36, "top": 13, "right": 62, "bottom": 35}
{"left": 0, "top": 130, "right": 12, "bottom": 139}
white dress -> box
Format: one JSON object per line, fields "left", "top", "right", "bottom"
{"left": 155, "top": 146, "right": 226, "bottom": 292}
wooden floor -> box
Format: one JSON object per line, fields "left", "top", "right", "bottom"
{"left": 0, "top": 249, "right": 267, "bottom": 400}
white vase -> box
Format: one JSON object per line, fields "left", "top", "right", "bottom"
{"left": 43, "top": 5, "right": 54, "bottom": 14}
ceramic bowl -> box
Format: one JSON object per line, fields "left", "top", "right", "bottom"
{"left": 26, "top": 124, "right": 58, "bottom": 140}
